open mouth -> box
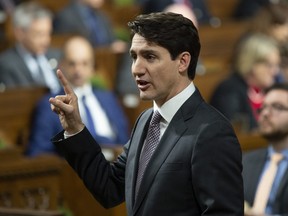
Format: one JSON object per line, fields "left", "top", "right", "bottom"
{"left": 137, "top": 80, "right": 150, "bottom": 91}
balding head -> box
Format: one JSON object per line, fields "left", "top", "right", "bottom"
{"left": 60, "top": 36, "right": 95, "bottom": 87}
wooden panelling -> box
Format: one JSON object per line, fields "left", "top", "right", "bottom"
{"left": 0, "top": 87, "right": 49, "bottom": 150}
{"left": 0, "top": 152, "right": 127, "bottom": 216}
{"left": 206, "top": 0, "right": 240, "bottom": 20}
{"left": 0, "top": 207, "right": 64, "bottom": 216}
{"left": 237, "top": 133, "right": 268, "bottom": 152}
{"left": 0, "top": 155, "right": 62, "bottom": 211}
{"left": 199, "top": 20, "right": 249, "bottom": 62}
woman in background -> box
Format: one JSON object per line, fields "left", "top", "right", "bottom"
{"left": 210, "top": 33, "right": 281, "bottom": 132}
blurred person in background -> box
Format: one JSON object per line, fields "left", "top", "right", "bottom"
{"left": 25, "top": 36, "right": 130, "bottom": 157}
{"left": 243, "top": 1, "right": 288, "bottom": 82}
{"left": 210, "top": 33, "right": 281, "bottom": 132}
{"left": 53, "top": 0, "right": 127, "bottom": 53}
{"left": 0, "top": 1, "right": 61, "bottom": 93}
{"left": 135, "top": 0, "right": 211, "bottom": 24}
{"left": 233, "top": 0, "right": 270, "bottom": 20}
{"left": 243, "top": 83, "right": 288, "bottom": 216}
{"left": 248, "top": 1, "right": 288, "bottom": 44}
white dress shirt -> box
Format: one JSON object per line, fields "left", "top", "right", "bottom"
{"left": 74, "top": 84, "right": 115, "bottom": 139}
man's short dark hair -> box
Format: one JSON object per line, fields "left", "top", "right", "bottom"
{"left": 265, "top": 83, "right": 288, "bottom": 94}
{"left": 128, "top": 12, "right": 201, "bottom": 80}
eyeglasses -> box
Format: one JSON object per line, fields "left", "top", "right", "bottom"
{"left": 258, "top": 103, "right": 288, "bottom": 114}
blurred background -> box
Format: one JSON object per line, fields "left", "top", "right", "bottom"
{"left": 0, "top": 0, "right": 287, "bottom": 215}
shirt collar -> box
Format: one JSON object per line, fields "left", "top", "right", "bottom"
{"left": 74, "top": 83, "right": 93, "bottom": 98}
{"left": 153, "top": 82, "right": 196, "bottom": 123}
{"left": 16, "top": 43, "right": 44, "bottom": 59}
{"left": 268, "top": 145, "right": 288, "bottom": 161}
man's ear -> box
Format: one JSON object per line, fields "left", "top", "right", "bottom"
{"left": 178, "top": 52, "right": 191, "bottom": 74}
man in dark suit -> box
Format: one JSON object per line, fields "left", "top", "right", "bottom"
{"left": 0, "top": 1, "right": 61, "bottom": 93}
{"left": 243, "top": 83, "right": 288, "bottom": 216}
{"left": 49, "top": 12, "right": 244, "bottom": 215}
{"left": 25, "top": 36, "right": 130, "bottom": 157}
{"left": 53, "top": 0, "right": 126, "bottom": 52}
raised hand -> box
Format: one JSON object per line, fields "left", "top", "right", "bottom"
{"left": 49, "top": 69, "right": 85, "bottom": 135}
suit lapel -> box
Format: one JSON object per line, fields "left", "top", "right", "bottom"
{"left": 133, "top": 89, "right": 203, "bottom": 214}
{"left": 275, "top": 163, "right": 288, "bottom": 200}
{"left": 125, "top": 109, "right": 152, "bottom": 214}
{"left": 133, "top": 113, "right": 188, "bottom": 212}
{"left": 245, "top": 150, "right": 267, "bottom": 204}
{"left": 14, "top": 48, "right": 35, "bottom": 82}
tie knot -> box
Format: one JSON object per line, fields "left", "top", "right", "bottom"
{"left": 150, "top": 111, "right": 162, "bottom": 126}
{"left": 271, "top": 153, "right": 283, "bottom": 164}
{"left": 32, "top": 54, "right": 39, "bottom": 60}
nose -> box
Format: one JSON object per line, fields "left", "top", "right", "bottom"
{"left": 259, "top": 106, "right": 272, "bottom": 117}
{"left": 131, "top": 58, "right": 145, "bottom": 77}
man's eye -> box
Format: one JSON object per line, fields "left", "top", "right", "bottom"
{"left": 273, "top": 104, "right": 287, "bottom": 111}
{"left": 146, "top": 54, "right": 155, "bottom": 60}
{"left": 130, "top": 54, "right": 137, "bottom": 61}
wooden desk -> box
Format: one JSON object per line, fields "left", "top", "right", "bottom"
{"left": 0, "top": 207, "right": 64, "bottom": 216}
{"left": 0, "top": 150, "right": 127, "bottom": 216}
{"left": 0, "top": 154, "right": 62, "bottom": 210}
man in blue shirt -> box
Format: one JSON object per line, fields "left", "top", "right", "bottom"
{"left": 243, "top": 83, "right": 288, "bottom": 216}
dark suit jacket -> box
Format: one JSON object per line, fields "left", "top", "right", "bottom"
{"left": 52, "top": 89, "right": 244, "bottom": 215}
{"left": 26, "top": 88, "right": 129, "bottom": 157}
{"left": 53, "top": 1, "right": 115, "bottom": 46}
{"left": 0, "top": 46, "right": 61, "bottom": 89}
{"left": 243, "top": 148, "right": 288, "bottom": 215}
{"left": 210, "top": 73, "right": 258, "bottom": 131}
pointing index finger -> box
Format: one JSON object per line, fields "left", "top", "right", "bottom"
{"left": 57, "top": 69, "right": 73, "bottom": 95}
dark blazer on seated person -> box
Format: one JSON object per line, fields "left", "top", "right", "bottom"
{"left": 210, "top": 73, "right": 258, "bottom": 131}
{"left": 53, "top": 1, "right": 115, "bottom": 47}
{"left": 26, "top": 88, "right": 130, "bottom": 157}
{"left": 0, "top": 46, "right": 61, "bottom": 93}
{"left": 52, "top": 89, "right": 243, "bottom": 215}
{"left": 242, "top": 148, "right": 288, "bottom": 215}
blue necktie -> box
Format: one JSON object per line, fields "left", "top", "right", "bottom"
{"left": 82, "top": 95, "right": 97, "bottom": 137}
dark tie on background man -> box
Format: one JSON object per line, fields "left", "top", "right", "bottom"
{"left": 135, "top": 110, "right": 162, "bottom": 199}
{"left": 32, "top": 55, "right": 46, "bottom": 85}
{"left": 82, "top": 95, "right": 97, "bottom": 138}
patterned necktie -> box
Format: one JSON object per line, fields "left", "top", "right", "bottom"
{"left": 135, "top": 110, "right": 162, "bottom": 198}
{"left": 82, "top": 95, "right": 97, "bottom": 138}
{"left": 252, "top": 153, "right": 283, "bottom": 214}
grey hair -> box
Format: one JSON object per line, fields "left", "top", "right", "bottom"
{"left": 12, "top": 2, "right": 53, "bottom": 29}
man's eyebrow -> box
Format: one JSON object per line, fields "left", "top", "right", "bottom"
{"left": 129, "top": 49, "right": 158, "bottom": 55}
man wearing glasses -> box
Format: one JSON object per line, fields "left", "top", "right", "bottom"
{"left": 243, "top": 83, "right": 288, "bottom": 216}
